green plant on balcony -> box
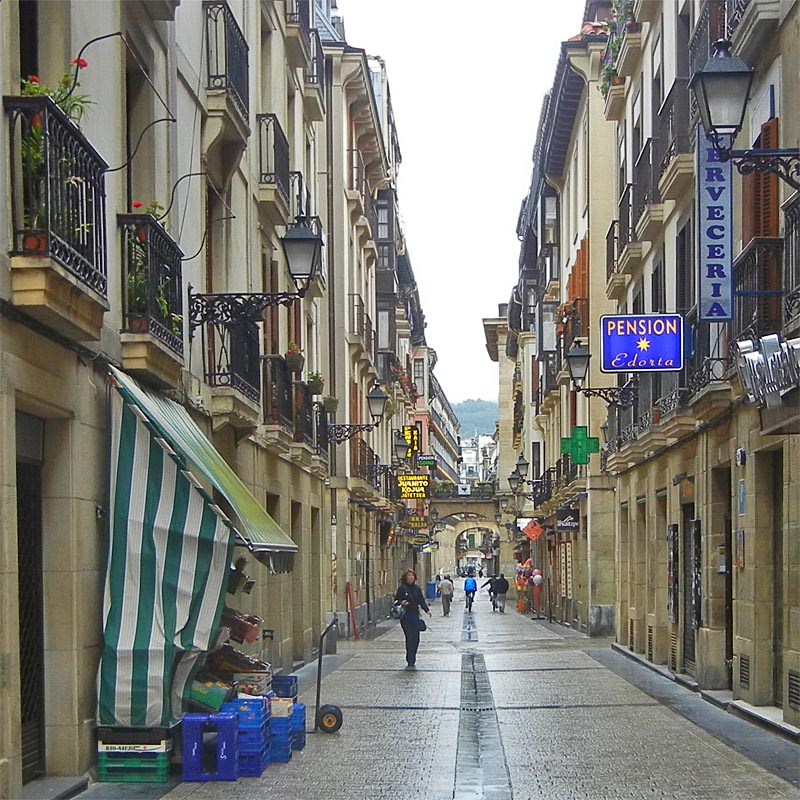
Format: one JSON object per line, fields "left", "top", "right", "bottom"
{"left": 307, "top": 372, "right": 324, "bottom": 394}
{"left": 599, "top": 0, "right": 638, "bottom": 98}
{"left": 18, "top": 60, "right": 94, "bottom": 242}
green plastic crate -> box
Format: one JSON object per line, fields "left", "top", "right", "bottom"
{"left": 98, "top": 752, "right": 170, "bottom": 783}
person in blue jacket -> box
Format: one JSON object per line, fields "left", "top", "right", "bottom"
{"left": 464, "top": 574, "right": 477, "bottom": 612}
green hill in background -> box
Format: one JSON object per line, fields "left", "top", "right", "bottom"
{"left": 453, "top": 399, "right": 498, "bottom": 437}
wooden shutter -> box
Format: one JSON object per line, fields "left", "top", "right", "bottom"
{"left": 743, "top": 118, "right": 780, "bottom": 242}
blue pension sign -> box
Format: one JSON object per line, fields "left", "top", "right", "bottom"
{"left": 600, "top": 314, "right": 684, "bottom": 373}
{"left": 697, "top": 129, "right": 733, "bottom": 320}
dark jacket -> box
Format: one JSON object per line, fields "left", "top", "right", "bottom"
{"left": 494, "top": 577, "right": 510, "bottom": 594}
{"left": 395, "top": 582, "right": 429, "bottom": 616}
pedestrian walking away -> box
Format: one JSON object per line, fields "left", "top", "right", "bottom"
{"left": 494, "top": 573, "right": 510, "bottom": 613}
{"left": 395, "top": 568, "right": 431, "bottom": 668}
{"left": 438, "top": 574, "right": 454, "bottom": 615}
{"left": 464, "top": 574, "right": 477, "bottom": 612}
{"left": 481, "top": 575, "right": 498, "bottom": 611}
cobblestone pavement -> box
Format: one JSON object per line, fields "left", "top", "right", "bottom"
{"left": 161, "top": 583, "right": 800, "bottom": 800}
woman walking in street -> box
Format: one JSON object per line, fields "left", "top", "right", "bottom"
{"left": 395, "top": 569, "right": 432, "bottom": 668}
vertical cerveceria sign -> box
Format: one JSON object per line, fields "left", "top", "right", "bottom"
{"left": 697, "top": 128, "right": 733, "bottom": 320}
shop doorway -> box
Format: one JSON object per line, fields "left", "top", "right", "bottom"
{"left": 16, "top": 412, "right": 46, "bottom": 783}
{"left": 682, "top": 504, "right": 700, "bottom": 675}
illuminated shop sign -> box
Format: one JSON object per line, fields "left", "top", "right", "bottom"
{"left": 600, "top": 314, "right": 684, "bottom": 373}
{"left": 735, "top": 334, "right": 800, "bottom": 409}
{"left": 698, "top": 132, "right": 733, "bottom": 320}
{"left": 396, "top": 474, "right": 430, "bottom": 499}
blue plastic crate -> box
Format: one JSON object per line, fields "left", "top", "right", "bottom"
{"left": 290, "top": 704, "right": 306, "bottom": 729}
{"left": 269, "top": 718, "right": 291, "bottom": 733}
{"left": 182, "top": 713, "right": 238, "bottom": 782}
{"left": 238, "top": 729, "right": 268, "bottom": 754}
{"left": 238, "top": 749, "right": 269, "bottom": 778}
{"left": 221, "top": 697, "right": 269, "bottom": 727}
{"left": 291, "top": 735, "right": 306, "bottom": 751}
{"left": 271, "top": 675, "right": 298, "bottom": 698}
{"left": 271, "top": 748, "right": 292, "bottom": 763}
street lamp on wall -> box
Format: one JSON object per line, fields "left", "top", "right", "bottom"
{"left": 189, "top": 215, "right": 323, "bottom": 335}
{"left": 565, "top": 342, "right": 638, "bottom": 408}
{"left": 327, "top": 382, "right": 389, "bottom": 444}
{"left": 690, "top": 39, "right": 800, "bottom": 190}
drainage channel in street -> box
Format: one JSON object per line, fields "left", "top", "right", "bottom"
{"left": 461, "top": 611, "right": 478, "bottom": 642}
{"left": 454, "top": 645, "right": 513, "bottom": 799}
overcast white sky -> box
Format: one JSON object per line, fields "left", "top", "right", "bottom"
{"left": 336, "top": 0, "right": 587, "bottom": 403}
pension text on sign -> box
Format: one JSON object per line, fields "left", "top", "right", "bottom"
{"left": 600, "top": 314, "right": 684, "bottom": 373}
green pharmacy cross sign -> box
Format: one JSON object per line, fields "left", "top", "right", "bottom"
{"left": 561, "top": 426, "right": 600, "bottom": 465}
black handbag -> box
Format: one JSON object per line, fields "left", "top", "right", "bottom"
{"left": 416, "top": 617, "right": 427, "bottom": 632}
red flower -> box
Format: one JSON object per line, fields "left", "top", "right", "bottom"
{"left": 71, "top": 57, "right": 88, "bottom": 69}
{"left": 132, "top": 201, "right": 143, "bottom": 209}
{"left": 28, "top": 75, "right": 40, "bottom": 83}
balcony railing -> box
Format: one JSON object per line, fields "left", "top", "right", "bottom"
{"left": 349, "top": 294, "right": 376, "bottom": 362}
{"left": 606, "top": 220, "right": 620, "bottom": 281}
{"left": 5, "top": 95, "right": 108, "bottom": 294}
{"left": 287, "top": 0, "right": 311, "bottom": 47}
{"left": 689, "top": 0, "right": 727, "bottom": 123}
{"left": 432, "top": 482, "right": 495, "bottom": 500}
{"left": 119, "top": 214, "right": 184, "bottom": 356}
{"left": 204, "top": 1, "right": 249, "bottom": 118}
{"left": 364, "top": 186, "right": 379, "bottom": 241}
{"left": 560, "top": 298, "right": 589, "bottom": 356}
{"left": 731, "top": 237, "right": 783, "bottom": 344}
{"left": 349, "top": 148, "right": 367, "bottom": 199}
{"left": 353, "top": 439, "right": 379, "bottom": 485}
{"left": 726, "top": 0, "right": 750, "bottom": 35}
{"left": 262, "top": 355, "right": 293, "bottom": 429}
{"left": 294, "top": 382, "right": 314, "bottom": 445}
{"left": 618, "top": 184, "right": 634, "bottom": 250}
{"left": 257, "top": 114, "right": 290, "bottom": 201}
{"left": 289, "top": 170, "right": 312, "bottom": 219}
{"left": 632, "top": 138, "right": 661, "bottom": 228}
{"left": 657, "top": 78, "right": 691, "bottom": 179}
{"left": 783, "top": 194, "right": 800, "bottom": 326}
{"left": 315, "top": 404, "right": 329, "bottom": 453}
{"left": 306, "top": 28, "right": 324, "bottom": 86}
{"left": 202, "top": 319, "right": 260, "bottom": 402}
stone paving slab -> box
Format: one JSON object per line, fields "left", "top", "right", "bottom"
{"left": 146, "top": 587, "right": 800, "bottom": 800}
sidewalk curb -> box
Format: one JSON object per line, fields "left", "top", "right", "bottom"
{"left": 610, "top": 642, "right": 799, "bottom": 743}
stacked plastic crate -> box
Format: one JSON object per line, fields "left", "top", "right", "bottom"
{"left": 96, "top": 727, "right": 171, "bottom": 783}
{"left": 290, "top": 703, "right": 306, "bottom": 751}
{"left": 270, "top": 674, "right": 298, "bottom": 763}
{"left": 221, "top": 696, "right": 271, "bottom": 777}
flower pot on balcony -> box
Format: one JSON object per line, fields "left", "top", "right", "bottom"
{"left": 285, "top": 352, "right": 305, "bottom": 373}
{"left": 322, "top": 396, "right": 338, "bottom": 413}
{"left": 22, "top": 231, "right": 47, "bottom": 252}
{"left": 127, "top": 313, "right": 149, "bottom": 333}
{"left": 308, "top": 379, "right": 324, "bottom": 395}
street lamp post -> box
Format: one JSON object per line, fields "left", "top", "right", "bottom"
{"left": 327, "top": 382, "right": 389, "bottom": 444}
{"left": 690, "top": 39, "right": 800, "bottom": 190}
{"left": 565, "top": 342, "right": 638, "bottom": 408}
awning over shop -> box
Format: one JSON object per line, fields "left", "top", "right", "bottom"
{"left": 97, "top": 368, "right": 297, "bottom": 728}
{"left": 110, "top": 367, "right": 297, "bottom": 570}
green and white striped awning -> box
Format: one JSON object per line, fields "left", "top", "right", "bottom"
{"left": 97, "top": 368, "right": 297, "bottom": 727}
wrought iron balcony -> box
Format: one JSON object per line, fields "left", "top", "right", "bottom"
{"left": 303, "top": 28, "right": 325, "bottom": 122}
{"left": 262, "top": 355, "right": 294, "bottom": 430}
{"left": 201, "top": 318, "right": 261, "bottom": 402}
{"left": 5, "top": 94, "right": 108, "bottom": 293}
{"left": 349, "top": 293, "right": 376, "bottom": 363}
{"left": 204, "top": 1, "right": 249, "bottom": 118}
{"left": 618, "top": 183, "right": 634, "bottom": 251}
{"left": 119, "top": 214, "right": 184, "bottom": 356}
{"left": 353, "top": 439, "right": 380, "bottom": 486}
{"left": 286, "top": 0, "right": 312, "bottom": 66}
{"left": 783, "top": 193, "right": 800, "bottom": 327}
{"left": 689, "top": 0, "right": 727, "bottom": 124}
{"left": 257, "top": 114, "right": 290, "bottom": 202}
{"left": 632, "top": 138, "right": 662, "bottom": 233}
{"left": 294, "top": 381, "right": 314, "bottom": 446}
{"left": 657, "top": 78, "right": 692, "bottom": 184}
{"left": 731, "top": 237, "right": 783, "bottom": 344}
{"left": 606, "top": 220, "right": 620, "bottom": 282}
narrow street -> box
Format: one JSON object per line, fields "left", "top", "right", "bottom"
{"left": 162, "top": 582, "right": 800, "bottom": 800}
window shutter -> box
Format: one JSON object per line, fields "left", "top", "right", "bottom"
{"left": 759, "top": 118, "right": 779, "bottom": 237}
{"left": 743, "top": 118, "right": 780, "bottom": 242}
